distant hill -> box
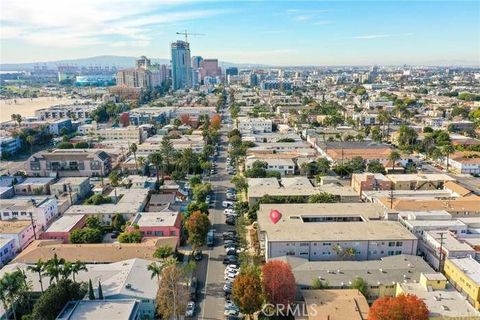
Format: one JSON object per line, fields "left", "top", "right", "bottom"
{"left": 0, "top": 55, "right": 269, "bottom": 71}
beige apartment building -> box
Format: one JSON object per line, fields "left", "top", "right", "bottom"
{"left": 25, "top": 149, "right": 112, "bottom": 177}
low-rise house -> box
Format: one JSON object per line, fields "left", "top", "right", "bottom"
{"left": 377, "top": 196, "right": 480, "bottom": 216}
{"left": 247, "top": 177, "right": 358, "bottom": 205}
{"left": 40, "top": 215, "right": 86, "bottom": 243}
{"left": 257, "top": 203, "right": 417, "bottom": 261}
{"left": 315, "top": 141, "right": 392, "bottom": 164}
{"left": 396, "top": 273, "right": 480, "bottom": 319}
{"left": 0, "top": 135, "right": 21, "bottom": 157}
{"left": 301, "top": 289, "right": 369, "bottom": 320}
{"left": 245, "top": 157, "right": 295, "bottom": 176}
{"left": 128, "top": 208, "right": 181, "bottom": 246}
{"left": 445, "top": 151, "right": 480, "bottom": 175}
{"left": 26, "top": 149, "right": 112, "bottom": 177}
{"left": 50, "top": 177, "right": 91, "bottom": 202}
{"left": 64, "top": 188, "right": 149, "bottom": 225}
{"left": 13, "top": 177, "right": 55, "bottom": 195}
{"left": 387, "top": 173, "right": 456, "bottom": 190}
{"left": 351, "top": 173, "right": 393, "bottom": 195}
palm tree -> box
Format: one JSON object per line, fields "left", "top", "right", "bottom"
{"left": 441, "top": 144, "right": 455, "bottom": 172}
{"left": 129, "top": 143, "right": 138, "bottom": 174}
{"left": 43, "top": 253, "right": 65, "bottom": 284}
{"left": 60, "top": 261, "right": 73, "bottom": 280}
{"left": 147, "top": 262, "right": 162, "bottom": 282}
{"left": 26, "top": 135, "right": 35, "bottom": 155}
{"left": 0, "top": 270, "right": 28, "bottom": 320}
{"left": 108, "top": 171, "right": 120, "bottom": 203}
{"left": 388, "top": 150, "right": 401, "bottom": 173}
{"left": 26, "top": 259, "right": 45, "bottom": 293}
{"left": 136, "top": 156, "right": 146, "bottom": 175}
{"left": 71, "top": 261, "right": 88, "bottom": 283}
{"left": 148, "top": 151, "right": 163, "bottom": 186}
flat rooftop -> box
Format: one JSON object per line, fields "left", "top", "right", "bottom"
{"left": 56, "top": 300, "right": 138, "bottom": 320}
{"left": 398, "top": 282, "right": 480, "bottom": 318}
{"left": 51, "top": 177, "right": 89, "bottom": 185}
{"left": 45, "top": 215, "right": 85, "bottom": 233}
{"left": 275, "top": 254, "right": 435, "bottom": 288}
{"left": 302, "top": 289, "right": 369, "bottom": 320}
{"left": 448, "top": 256, "right": 480, "bottom": 285}
{"left": 16, "top": 177, "right": 55, "bottom": 185}
{"left": 387, "top": 173, "right": 455, "bottom": 182}
{"left": 0, "top": 220, "right": 32, "bottom": 234}
{"left": 258, "top": 204, "right": 415, "bottom": 242}
{"left": 131, "top": 210, "right": 179, "bottom": 227}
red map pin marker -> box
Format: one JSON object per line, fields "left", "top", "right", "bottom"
{"left": 269, "top": 209, "right": 281, "bottom": 224}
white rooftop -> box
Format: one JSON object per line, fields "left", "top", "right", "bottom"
{"left": 56, "top": 300, "right": 138, "bottom": 320}
{"left": 45, "top": 215, "right": 85, "bottom": 233}
{"left": 448, "top": 256, "right": 480, "bottom": 284}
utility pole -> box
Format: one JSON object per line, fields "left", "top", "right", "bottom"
{"left": 389, "top": 185, "right": 394, "bottom": 209}
{"left": 67, "top": 183, "right": 73, "bottom": 205}
{"left": 438, "top": 232, "right": 446, "bottom": 272}
{"left": 29, "top": 212, "right": 37, "bottom": 240}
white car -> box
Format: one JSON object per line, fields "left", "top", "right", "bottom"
{"left": 185, "top": 301, "right": 195, "bottom": 317}
{"left": 222, "top": 200, "right": 234, "bottom": 208}
{"left": 224, "top": 209, "right": 236, "bottom": 215}
{"left": 226, "top": 264, "right": 239, "bottom": 270}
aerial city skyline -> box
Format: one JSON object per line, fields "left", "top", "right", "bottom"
{"left": 0, "top": 1, "right": 480, "bottom": 320}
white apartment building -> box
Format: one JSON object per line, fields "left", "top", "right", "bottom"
{"left": 0, "top": 197, "right": 58, "bottom": 230}
{"left": 0, "top": 220, "right": 36, "bottom": 251}
{"left": 257, "top": 203, "right": 417, "bottom": 261}
{"left": 245, "top": 157, "right": 295, "bottom": 176}
{"left": 237, "top": 117, "right": 273, "bottom": 134}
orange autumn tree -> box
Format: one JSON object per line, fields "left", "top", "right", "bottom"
{"left": 210, "top": 114, "right": 221, "bottom": 130}
{"left": 369, "top": 294, "right": 429, "bottom": 320}
{"left": 261, "top": 260, "right": 296, "bottom": 306}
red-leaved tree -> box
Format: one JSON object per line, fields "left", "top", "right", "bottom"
{"left": 369, "top": 294, "right": 429, "bottom": 320}
{"left": 119, "top": 113, "right": 130, "bottom": 127}
{"left": 180, "top": 114, "right": 190, "bottom": 125}
{"left": 261, "top": 260, "right": 296, "bottom": 306}
{"left": 210, "top": 114, "right": 221, "bottom": 130}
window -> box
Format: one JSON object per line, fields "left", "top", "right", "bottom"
{"left": 388, "top": 242, "right": 395, "bottom": 247}
{"left": 396, "top": 241, "right": 403, "bottom": 246}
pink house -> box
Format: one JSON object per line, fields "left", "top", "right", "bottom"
{"left": 128, "top": 209, "right": 182, "bottom": 247}
{"left": 41, "top": 214, "right": 86, "bottom": 243}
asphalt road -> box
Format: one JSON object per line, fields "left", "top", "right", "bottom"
{"left": 194, "top": 126, "right": 235, "bottom": 320}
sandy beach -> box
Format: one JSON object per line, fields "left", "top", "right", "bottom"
{"left": 0, "top": 97, "right": 79, "bottom": 122}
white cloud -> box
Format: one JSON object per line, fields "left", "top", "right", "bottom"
{"left": 0, "top": 0, "right": 225, "bottom": 48}
{"left": 353, "top": 33, "right": 413, "bottom": 39}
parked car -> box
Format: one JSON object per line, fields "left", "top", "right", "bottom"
{"left": 222, "top": 200, "right": 234, "bottom": 208}
{"left": 193, "top": 250, "right": 203, "bottom": 261}
{"left": 189, "top": 277, "right": 198, "bottom": 301}
{"left": 225, "top": 217, "right": 236, "bottom": 225}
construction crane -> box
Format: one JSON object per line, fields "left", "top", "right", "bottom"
{"left": 176, "top": 30, "right": 205, "bottom": 43}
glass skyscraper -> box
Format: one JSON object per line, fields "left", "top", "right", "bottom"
{"left": 171, "top": 40, "right": 192, "bottom": 90}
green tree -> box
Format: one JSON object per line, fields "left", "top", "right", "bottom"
{"left": 367, "top": 160, "right": 386, "bottom": 174}
{"left": 85, "top": 216, "right": 102, "bottom": 230}
{"left": 108, "top": 170, "right": 120, "bottom": 203}
{"left": 350, "top": 277, "right": 369, "bottom": 298}
{"left": 26, "top": 135, "right": 35, "bottom": 155}
{"left": 43, "top": 253, "right": 65, "bottom": 284}
{"left": 317, "top": 158, "right": 331, "bottom": 175}
{"left": 153, "top": 245, "right": 175, "bottom": 259}
{"left": 397, "top": 125, "right": 418, "bottom": 151}
{"left": 441, "top": 144, "right": 455, "bottom": 172}
{"left": 30, "top": 279, "right": 86, "bottom": 320}
{"left": 231, "top": 175, "right": 248, "bottom": 192}
{"left": 185, "top": 211, "right": 211, "bottom": 250}
{"left": 71, "top": 261, "right": 88, "bottom": 283}
{"left": 57, "top": 142, "right": 74, "bottom": 149}
{"left": 308, "top": 192, "right": 337, "bottom": 203}
{"left": 98, "top": 281, "right": 104, "bottom": 300}
{"left": 0, "top": 270, "right": 28, "bottom": 320}
{"left": 388, "top": 150, "right": 402, "bottom": 173}
{"left": 311, "top": 278, "right": 329, "bottom": 289}
{"left": 88, "top": 279, "right": 95, "bottom": 300}
{"left": 111, "top": 213, "right": 126, "bottom": 232}
{"left": 147, "top": 262, "right": 163, "bottom": 282}
{"left": 118, "top": 230, "right": 142, "bottom": 243}
{"left": 148, "top": 151, "right": 163, "bottom": 187}
{"left": 69, "top": 228, "right": 103, "bottom": 244}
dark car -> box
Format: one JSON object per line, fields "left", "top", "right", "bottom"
{"left": 225, "top": 217, "right": 236, "bottom": 225}
{"left": 111, "top": 231, "right": 120, "bottom": 239}
{"left": 223, "top": 256, "right": 239, "bottom": 265}
{"left": 226, "top": 248, "right": 237, "bottom": 256}
{"left": 189, "top": 277, "right": 198, "bottom": 301}
{"left": 193, "top": 250, "right": 203, "bottom": 261}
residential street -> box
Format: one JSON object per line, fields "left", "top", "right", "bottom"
{"left": 194, "top": 125, "right": 235, "bottom": 320}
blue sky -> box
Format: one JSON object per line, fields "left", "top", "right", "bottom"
{"left": 1, "top": 0, "right": 479, "bottom": 65}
